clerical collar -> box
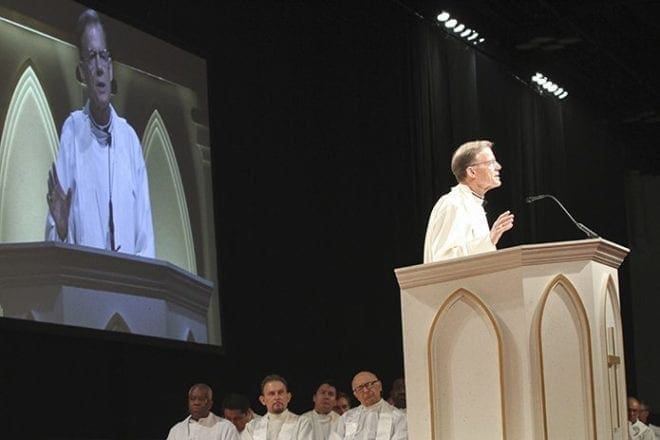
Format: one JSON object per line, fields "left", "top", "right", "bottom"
{"left": 268, "top": 410, "right": 289, "bottom": 421}
{"left": 85, "top": 101, "right": 112, "bottom": 146}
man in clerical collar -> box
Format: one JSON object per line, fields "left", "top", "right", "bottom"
{"left": 628, "top": 396, "right": 655, "bottom": 440}
{"left": 241, "top": 374, "right": 312, "bottom": 440}
{"left": 423, "top": 140, "right": 514, "bottom": 262}
{"left": 166, "top": 383, "right": 239, "bottom": 440}
{"left": 223, "top": 393, "right": 261, "bottom": 433}
{"left": 330, "top": 371, "right": 407, "bottom": 440}
{"left": 301, "top": 381, "right": 341, "bottom": 439}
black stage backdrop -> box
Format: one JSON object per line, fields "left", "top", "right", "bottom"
{"left": 0, "top": 2, "right": 639, "bottom": 438}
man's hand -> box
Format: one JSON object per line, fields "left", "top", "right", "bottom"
{"left": 47, "top": 163, "right": 72, "bottom": 240}
{"left": 490, "top": 210, "right": 514, "bottom": 245}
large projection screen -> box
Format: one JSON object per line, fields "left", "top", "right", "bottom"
{"left": 0, "top": 0, "right": 221, "bottom": 346}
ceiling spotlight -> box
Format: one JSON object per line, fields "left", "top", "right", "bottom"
{"left": 467, "top": 32, "right": 479, "bottom": 41}
{"left": 461, "top": 28, "right": 472, "bottom": 37}
{"left": 548, "top": 84, "right": 558, "bottom": 92}
{"left": 437, "top": 12, "right": 450, "bottom": 22}
{"left": 559, "top": 91, "right": 568, "bottom": 99}
{"left": 478, "top": 38, "right": 485, "bottom": 43}
{"left": 454, "top": 24, "right": 465, "bottom": 33}
{"left": 553, "top": 88, "right": 564, "bottom": 96}
{"left": 445, "top": 18, "right": 458, "bottom": 28}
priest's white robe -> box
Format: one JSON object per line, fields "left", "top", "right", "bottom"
{"left": 300, "top": 410, "right": 340, "bottom": 440}
{"left": 166, "top": 412, "right": 240, "bottom": 440}
{"left": 330, "top": 399, "right": 407, "bottom": 440}
{"left": 423, "top": 183, "right": 494, "bottom": 263}
{"left": 241, "top": 410, "right": 312, "bottom": 440}
{"left": 630, "top": 420, "right": 656, "bottom": 440}
{"left": 45, "top": 102, "right": 155, "bottom": 257}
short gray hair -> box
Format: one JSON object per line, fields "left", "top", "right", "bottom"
{"left": 450, "top": 140, "right": 494, "bottom": 182}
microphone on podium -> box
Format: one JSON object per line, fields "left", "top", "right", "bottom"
{"left": 525, "top": 194, "right": 599, "bottom": 238}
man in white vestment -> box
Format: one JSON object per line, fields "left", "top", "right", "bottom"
{"left": 241, "top": 374, "right": 312, "bottom": 440}
{"left": 45, "top": 9, "right": 154, "bottom": 257}
{"left": 166, "top": 383, "right": 240, "bottom": 440}
{"left": 423, "top": 140, "right": 514, "bottom": 263}
{"left": 640, "top": 401, "right": 660, "bottom": 439}
{"left": 300, "top": 381, "right": 341, "bottom": 440}
{"left": 223, "top": 393, "right": 261, "bottom": 433}
{"left": 386, "top": 378, "right": 405, "bottom": 412}
{"left": 333, "top": 392, "right": 351, "bottom": 416}
{"left": 629, "top": 397, "right": 656, "bottom": 440}
{"left": 330, "top": 371, "right": 407, "bottom": 440}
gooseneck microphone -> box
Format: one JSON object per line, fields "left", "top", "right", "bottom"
{"left": 525, "top": 194, "right": 599, "bottom": 238}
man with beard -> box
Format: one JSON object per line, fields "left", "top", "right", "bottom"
{"left": 330, "top": 371, "right": 407, "bottom": 440}
{"left": 45, "top": 8, "right": 154, "bottom": 257}
{"left": 242, "top": 374, "right": 312, "bottom": 440}
{"left": 166, "top": 383, "right": 239, "bottom": 440}
{"left": 301, "top": 381, "right": 341, "bottom": 439}
{"left": 423, "top": 140, "right": 513, "bottom": 262}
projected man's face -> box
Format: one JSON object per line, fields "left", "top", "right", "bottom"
{"left": 78, "top": 23, "right": 113, "bottom": 124}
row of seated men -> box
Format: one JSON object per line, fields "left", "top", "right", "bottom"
{"left": 166, "top": 371, "right": 407, "bottom": 440}
{"left": 629, "top": 396, "right": 660, "bottom": 440}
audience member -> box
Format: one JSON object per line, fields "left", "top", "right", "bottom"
{"left": 241, "top": 374, "right": 312, "bottom": 440}
{"left": 167, "top": 383, "right": 240, "bottom": 440}
{"left": 333, "top": 392, "right": 351, "bottom": 416}
{"left": 629, "top": 396, "right": 655, "bottom": 440}
{"left": 386, "top": 378, "right": 405, "bottom": 411}
{"left": 223, "top": 393, "right": 261, "bottom": 433}
{"left": 301, "top": 381, "right": 341, "bottom": 439}
{"left": 330, "top": 371, "right": 407, "bottom": 440}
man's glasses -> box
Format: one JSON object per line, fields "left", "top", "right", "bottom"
{"left": 469, "top": 159, "right": 498, "bottom": 168}
{"left": 81, "top": 49, "right": 111, "bottom": 66}
{"left": 353, "top": 379, "right": 380, "bottom": 393}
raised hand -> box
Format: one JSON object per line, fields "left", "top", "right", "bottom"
{"left": 47, "top": 163, "right": 73, "bottom": 240}
{"left": 490, "top": 210, "right": 514, "bottom": 245}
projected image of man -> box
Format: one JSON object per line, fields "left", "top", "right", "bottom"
{"left": 45, "top": 9, "right": 154, "bottom": 257}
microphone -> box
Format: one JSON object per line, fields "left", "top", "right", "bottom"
{"left": 525, "top": 194, "right": 599, "bottom": 238}
{"left": 106, "top": 129, "right": 120, "bottom": 251}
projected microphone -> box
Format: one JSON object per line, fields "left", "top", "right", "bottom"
{"left": 106, "top": 129, "right": 120, "bottom": 252}
{"left": 525, "top": 194, "right": 599, "bottom": 238}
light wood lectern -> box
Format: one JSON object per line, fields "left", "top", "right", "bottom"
{"left": 395, "top": 239, "right": 629, "bottom": 440}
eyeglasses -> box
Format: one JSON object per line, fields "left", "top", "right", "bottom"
{"left": 469, "top": 159, "right": 498, "bottom": 168}
{"left": 353, "top": 379, "right": 380, "bottom": 393}
{"left": 81, "top": 49, "right": 111, "bottom": 66}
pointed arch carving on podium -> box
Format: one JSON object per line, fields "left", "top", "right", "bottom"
{"left": 105, "top": 312, "right": 132, "bottom": 334}
{"left": 427, "top": 288, "right": 506, "bottom": 439}
{"left": 600, "top": 274, "right": 627, "bottom": 434}
{"left": 534, "top": 274, "right": 597, "bottom": 440}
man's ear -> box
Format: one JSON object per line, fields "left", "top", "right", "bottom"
{"left": 259, "top": 395, "right": 266, "bottom": 406}
{"left": 75, "top": 64, "right": 84, "bottom": 83}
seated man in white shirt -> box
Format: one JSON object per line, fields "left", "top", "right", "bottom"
{"left": 330, "top": 371, "right": 407, "bottom": 440}
{"left": 629, "top": 397, "right": 656, "bottom": 440}
{"left": 333, "top": 392, "right": 352, "bottom": 416}
{"left": 301, "top": 381, "right": 341, "bottom": 439}
{"left": 423, "top": 140, "right": 514, "bottom": 262}
{"left": 639, "top": 400, "right": 660, "bottom": 439}
{"left": 241, "top": 374, "right": 312, "bottom": 440}
{"left": 167, "top": 383, "right": 240, "bottom": 440}
{"left": 223, "top": 393, "right": 261, "bottom": 434}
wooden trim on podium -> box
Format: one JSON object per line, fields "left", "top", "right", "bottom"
{"left": 0, "top": 241, "right": 212, "bottom": 315}
{"left": 395, "top": 239, "right": 629, "bottom": 289}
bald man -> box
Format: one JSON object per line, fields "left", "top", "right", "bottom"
{"left": 628, "top": 397, "right": 655, "bottom": 440}
{"left": 330, "top": 371, "right": 407, "bottom": 440}
{"left": 423, "top": 140, "right": 514, "bottom": 262}
{"left": 166, "top": 383, "right": 240, "bottom": 440}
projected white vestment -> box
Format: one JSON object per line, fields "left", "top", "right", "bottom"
{"left": 241, "top": 410, "right": 312, "bottom": 440}
{"left": 423, "top": 183, "right": 495, "bottom": 263}
{"left": 300, "top": 410, "right": 340, "bottom": 440}
{"left": 629, "top": 420, "right": 656, "bottom": 440}
{"left": 45, "top": 102, "right": 155, "bottom": 257}
{"left": 167, "top": 412, "right": 240, "bottom": 440}
{"left": 330, "top": 399, "right": 407, "bottom": 440}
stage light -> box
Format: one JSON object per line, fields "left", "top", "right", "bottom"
{"left": 454, "top": 24, "right": 465, "bottom": 33}
{"left": 461, "top": 28, "right": 472, "bottom": 37}
{"left": 559, "top": 91, "right": 568, "bottom": 99}
{"left": 467, "top": 32, "right": 479, "bottom": 41}
{"left": 553, "top": 88, "right": 564, "bottom": 96}
{"left": 478, "top": 38, "right": 485, "bottom": 43}
{"left": 531, "top": 72, "right": 568, "bottom": 101}
{"left": 445, "top": 18, "right": 458, "bottom": 28}
{"left": 437, "top": 12, "right": 450, "bottom": 22}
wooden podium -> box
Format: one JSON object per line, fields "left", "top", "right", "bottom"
{"left": 395, "top": 239, "right": 629, "bottom": 440}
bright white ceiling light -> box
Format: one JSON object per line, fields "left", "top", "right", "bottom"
{"left": 445, "top": 18, "right": 458, "bottom": 28}
{"left": 461, "top": 28, "right": 472, "bottom": 37}
{"left": 437, "top": 12, "right": 450, "bottom": 22}
{"left": 478, "top": 38, "right": 485, "bottom": 43}
{"left": 532, "top": 72, "right": 568, "bottom": 100}
{"left": 467, "top": 31, "right": 479, "bottom": 41}
{"left": 454, "top": 24, "right": 465, "bottom": 33}
{"left": 553, "top": 87, "right": 564, "bottom": 96}
{"left": 559, "top": 91, "right": 568, "bottom": 99}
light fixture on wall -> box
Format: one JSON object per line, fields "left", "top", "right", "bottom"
{"left": 436, "top": 11, "right": 484, "bottom": 45}
{"left": 531, "top": 72, "right": 568, "bottom": 100}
